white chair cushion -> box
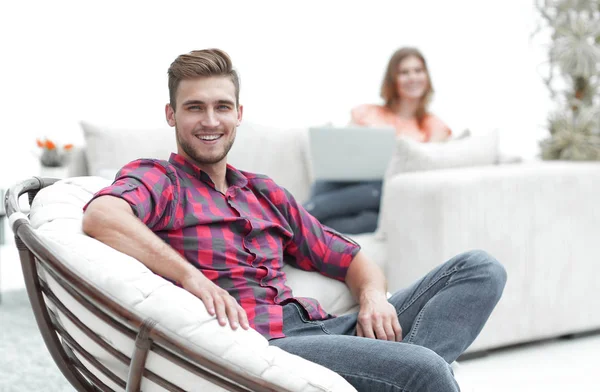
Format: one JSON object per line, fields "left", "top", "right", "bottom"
{"left": 286, "top": 232, "right": 387, "bottom": 316}
{"left": 30, "top": 177, "right": 356, "bottom": 391}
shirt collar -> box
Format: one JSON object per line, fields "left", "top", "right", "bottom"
{"left": 168, "top": 153, "right": 248, "bottom": 189}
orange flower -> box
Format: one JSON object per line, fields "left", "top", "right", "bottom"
{"left": 37, "top": 137, "right": 73, "bottom": 151}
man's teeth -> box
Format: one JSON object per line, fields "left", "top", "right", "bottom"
{"left": 198, "top": 135, "right": 221, "bottom": 141}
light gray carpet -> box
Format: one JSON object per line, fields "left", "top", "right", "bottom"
{"left": 0, "top": 289, "right": 73, "bottom": 391}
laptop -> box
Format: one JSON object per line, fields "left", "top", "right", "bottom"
{"left": 308, "top": 126, "right": 397, "bottom": 181}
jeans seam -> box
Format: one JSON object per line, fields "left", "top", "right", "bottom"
{"left": 337, "top": 371, "right": 409, "bottom": 392}
{"left": 396, "top": 267, "right": 457, "bottom": 317}
{"left": 405, "top": 277, "right": 453, "bottom": 343}
{"left": 405, "top": 301, "right": 427, "bottom": 344}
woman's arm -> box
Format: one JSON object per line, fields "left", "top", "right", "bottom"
{"left": 350, "top": 104, "right": 379, "bottom": 126}
{"left": 427, "top": 114, "right": 452, "bottom": 142}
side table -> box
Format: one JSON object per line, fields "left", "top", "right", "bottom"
{"left": 39, "top": 165, "right": 70, "bottom": 179}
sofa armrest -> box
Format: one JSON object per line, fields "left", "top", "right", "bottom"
{"left": 379, "top": 161, "right": 600, "bottom": 291}
{"left": 379, "top": 161, "right": 600, "bottom": 352}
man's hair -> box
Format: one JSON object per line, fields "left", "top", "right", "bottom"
{"left": 167, "top": 48, "right": 240, "bottom": 109}
{"left": 380, "top": 47, "right": 434, "bottom": 129}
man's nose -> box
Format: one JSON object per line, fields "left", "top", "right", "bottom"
{"left": 201, "top": 109, "right": 219, "bottom": 127}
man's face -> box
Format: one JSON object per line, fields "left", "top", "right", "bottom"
{"left": 166, "top": 76, "right": 243, "bottom": 167}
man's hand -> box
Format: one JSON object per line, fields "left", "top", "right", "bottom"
{"left": 180, "top": 271, "right": 250, "bottom": 331}
{"left": 356, "top": 290, "right": 402, "bottom": 341}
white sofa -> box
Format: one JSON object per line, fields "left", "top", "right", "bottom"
{"left": 62, "top": 120, "right": 600, "bottom": 357}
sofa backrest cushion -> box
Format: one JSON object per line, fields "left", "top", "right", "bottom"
{"left": 227, "top": 122, "right": 312, "bottom": 203}
{"left": 385, "top": 128, "right": 500, "bottom": 176}
{"left": 80, "top": 121, "right": 176, "bottom": 179}
{"left": 80, "top": 121, "right": 313, "bottom": 203}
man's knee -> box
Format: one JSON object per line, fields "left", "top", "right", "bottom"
{"left": 398, "top": 345, "right": 459, "bottom": 391}
{"left": 461, "top": 249, "right": 507, "bottom": 298}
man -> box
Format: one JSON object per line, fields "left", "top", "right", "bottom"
{"left": 82, "top": 48, "right": 506, "bottom": 391}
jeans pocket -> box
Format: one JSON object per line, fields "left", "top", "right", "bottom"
{"left": 289, "top": 303, "right": 330, "bottom": 334}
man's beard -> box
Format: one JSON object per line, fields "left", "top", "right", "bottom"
{"left": 176, "top": 126, "right": 236, "bottom": 165}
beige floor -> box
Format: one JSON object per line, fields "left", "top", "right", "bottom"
{"left": 1, "top": 228, "right": 598, "bottom": 391}
{"left": 455, "top": 334, "right": 599, "bottom": 391}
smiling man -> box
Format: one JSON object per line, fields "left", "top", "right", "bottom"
{"left": 82, "top": 49, "right": 506, "bottom": 392}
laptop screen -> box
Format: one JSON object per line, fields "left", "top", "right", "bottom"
{"left": 308, "top": 126, "right": 396, "bottom": 181}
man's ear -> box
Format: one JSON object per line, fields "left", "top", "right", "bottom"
{"left": 165, "top": 103, "right": 176, "bottom": 127}
{"left": 237, "top": 104, "right": 244, "bottom": 126}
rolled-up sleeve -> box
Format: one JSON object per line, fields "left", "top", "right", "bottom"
{"left": 277, "top": 186, "right": 361, "bottom": 282}
{"left": 83, "top": 159, "right": 177, "bottom": 230}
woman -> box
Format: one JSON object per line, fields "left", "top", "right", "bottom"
{"left": 304, "top": 47, "right": 452, "bottom": 234}
{"left": 352, "top": 47, "right": 451, "bottom": 141}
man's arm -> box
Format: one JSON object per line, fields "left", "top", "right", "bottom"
{"left": 271, "top": 181, "right": 399, "bottom": 340}
{"left": 345, "top": 251, "right": 402, "bottom": 341}
{"left": 82, "top": 195, "right": 249, "bottom": 330}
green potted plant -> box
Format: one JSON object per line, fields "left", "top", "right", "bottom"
{"left": 536, "top": 0, "right": 600, "bottom": 160}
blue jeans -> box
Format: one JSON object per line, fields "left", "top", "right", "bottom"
{"left": 270, "top": 250, "right": 507, "bottom": 391}
{"left": 304, "top": 180, "right": 383, "bottom": 234}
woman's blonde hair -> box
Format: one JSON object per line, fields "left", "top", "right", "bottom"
{"left": 380, "top": 47, "right": 433, "bottom": 128}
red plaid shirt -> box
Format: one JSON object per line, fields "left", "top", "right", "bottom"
{"left": 86, "top": 153, "right": 360, "bottom": 340}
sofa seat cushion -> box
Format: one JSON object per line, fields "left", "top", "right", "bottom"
{"left": 30, "top": 177, "right": 356, "bottom": 391}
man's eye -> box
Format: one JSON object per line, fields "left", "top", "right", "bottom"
{"left": 218, "top": 105, "right": 232, "bottom": 110}
{"left": 188, "top": 106, "right": 202, "bottom": 111}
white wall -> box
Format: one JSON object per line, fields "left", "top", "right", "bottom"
{"left": 0, "top": 0, "right": 552, "bottom": 186}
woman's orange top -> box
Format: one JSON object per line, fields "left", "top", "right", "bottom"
{"left": 351, "top": 104, "right": 451, "bottom": 142}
